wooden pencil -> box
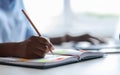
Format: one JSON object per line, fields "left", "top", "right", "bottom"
{"left": 22, "top": 9, "right": 41, "bottom": 36}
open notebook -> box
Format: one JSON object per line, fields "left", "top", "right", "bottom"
{"left": 0, "top": 49, "right": 104, "bottom": 69}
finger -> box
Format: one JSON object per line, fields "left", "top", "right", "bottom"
{"left": 30, "top": 36, "right": 48, "bottom": 44}
{"left": 25, "top": 48, "right": 46, "bottom": 59}
{"left": 33, "top": 48, "right": 47, "bottom": 58}
{"left": 85, "top": 39, "right": 95, "bottom": 45}
{"left": 33, "top": 51, "right": 45, "bottom": 58}
{"left": 29, "top": 41, "right": 53, "bottom": 53}
{"left": 37, "top": 37, "right": 55, "bottom": 50}
{"left": 36, "top": 46, "right": 50, "bottom": 53}
{"left": 83, "top": 34, "right": 105, "bottom": 43}
{"left": 87, "top": 36, "right": 105, "bottom": 43}
{"left": 35, "top": 42, "right": 54, "bottom": 52}
{"left": 44, "top": 38, "right": 55, "bottom": 50}
{"left": 37, "top": 43, "right": 54, "bottom": 54}
{"left": 89, "top": 36, "right": 105, "bottom": 43}
{"left": 88, "top": 38, "right": 105, "bottom": 45}
{"left": 30, "top": 36, "right": 55, "bottom": 50}
{"left": 47, "top": 42, "right": 54, "bottom": 50}
{"left": 37, "top": 37, "right": 50, "bottom": 45}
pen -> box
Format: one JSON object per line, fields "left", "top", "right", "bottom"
{"left": 21, "top": 9, "right": 53, "bottom": 54}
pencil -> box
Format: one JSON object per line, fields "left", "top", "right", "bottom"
{"left": 21, "top": 9, "right": 53, "bottom": 54}
{"left": 22, "top": 9, "right": 41, "bottom": 36}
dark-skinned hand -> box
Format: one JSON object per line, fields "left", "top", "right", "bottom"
{"left": 18, "top": 36, "right": 55, "bottom": 59}
{"left": 0, "top": 36, "right": 54, "bottom": 59}
{"left": 66, "top": 34, "right": 106, "bottom": 45}
{"left": 50, "top": 33, "right": 106, "bottom": 45}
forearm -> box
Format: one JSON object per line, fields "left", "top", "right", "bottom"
{"left": 0, "top": 42, "right": 20, "bottom": 57}
{"left": 50, "top": 37, "right": 65, "bottom": 45}
{"left": 49, "top": 35, "right": 75, "bottom": 45}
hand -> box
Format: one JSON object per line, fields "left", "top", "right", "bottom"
{"left": 16, "top": 36, "right": 54, "bottom": 59}
{"left": 66, "top": 34, "right": 106, "bottom": 45}
{"left": 49, "top": 33, "right": 106, "bottom": 45}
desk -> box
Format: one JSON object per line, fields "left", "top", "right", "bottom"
{"left": 0, "top": 54, "right": 120, "bottom": 75}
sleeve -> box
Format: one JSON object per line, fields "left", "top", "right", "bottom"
{"left": 0, "top": 10, "right": 11, "bottom": 43}
{"left": 25, "top": 24, "right": 37, "bottom": 39}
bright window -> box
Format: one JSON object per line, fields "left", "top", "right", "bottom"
{"left": 23, "top": 0, "right": 119, "bottom": 37}
{"left": 71, "top": 0, "right": 120, "bottom": 15}
{"left": 23, "top": 0, "right": 64, "bottom": 34}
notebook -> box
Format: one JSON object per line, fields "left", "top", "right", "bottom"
{"left": 0, "top": 49, "right": 104, "bottom": 69}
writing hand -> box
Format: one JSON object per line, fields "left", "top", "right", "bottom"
{"left": 16, "top": 36, "right": 54, "bottom": 59}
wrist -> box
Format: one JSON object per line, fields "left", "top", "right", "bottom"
{"left": 65, "top": 35, "right": 73, "bottom": 42}
{"left": 0, "top": 42, "right": 20, "bottom": 57}
{"left": 13, "top": 42, "right": 26, "bottom": 58}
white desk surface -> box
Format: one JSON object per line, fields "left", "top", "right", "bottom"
{"left": 0, "top": 54, "right": 120, "bottom": 75}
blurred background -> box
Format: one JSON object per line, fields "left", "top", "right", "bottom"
{"left": 23, "top": 0, "right": 120, "bottom": 48}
